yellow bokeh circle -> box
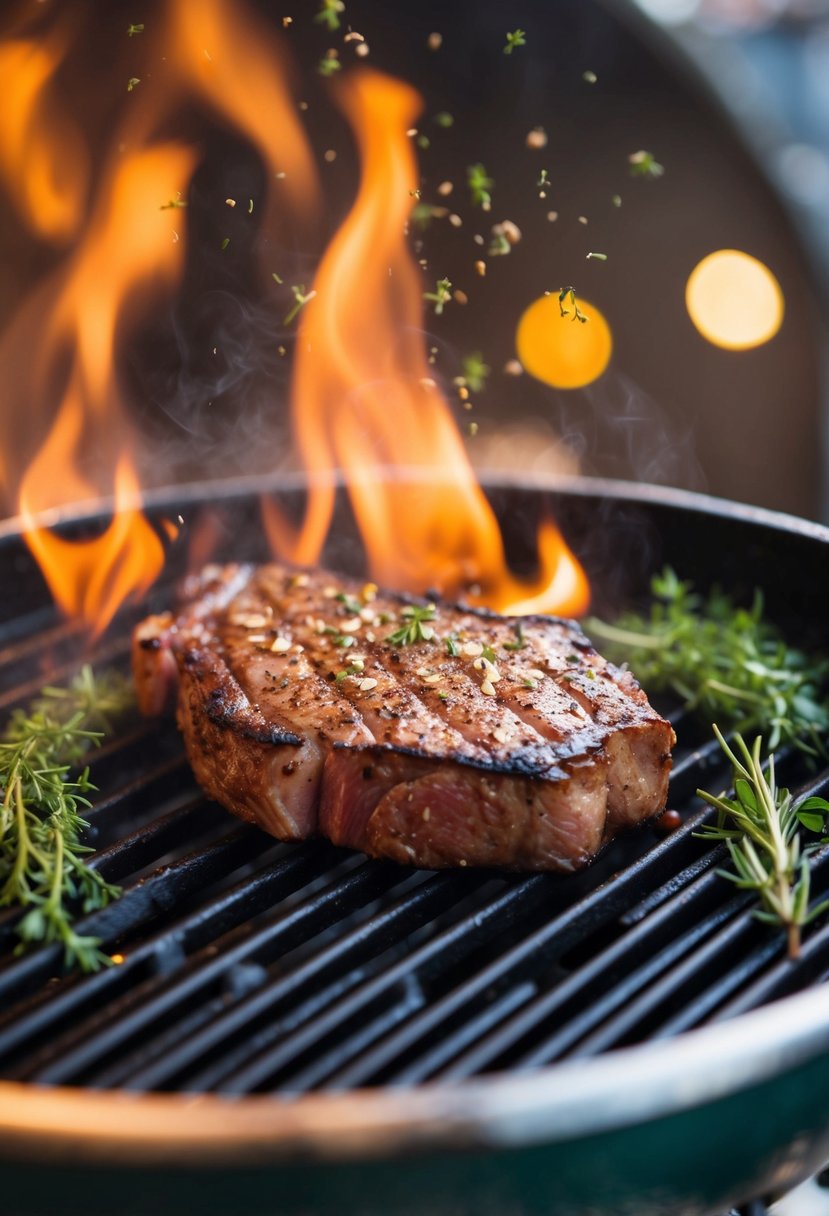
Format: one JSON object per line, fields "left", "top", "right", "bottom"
{"left": 516, "top": 293, "right": 612, "bottom": 389}
{"left": 686, "top": 249, "right": 784, "bottom": 351}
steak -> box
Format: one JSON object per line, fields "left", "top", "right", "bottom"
{"left": 133, "top": 563, "right": 674, "bottom": 872}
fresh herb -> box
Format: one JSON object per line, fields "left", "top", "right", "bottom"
{"left": 628, "top": 150, "right": 664, "bottom": 179}
{"left": 416, "top": 134, "right": 430, "bottom": 150}
{"left": 424, "top": 277, "right": 452, "bottom": 315}
{"left": 314, "top": 0, "right": 345, "bottom": 30}
{"left": 284, "top": 284, "right": 317, "bottom": 325}
{"left": 537, "top": 169, "right": 550, "bottom": 191}
{"left": 458, "top": 352, "right": 490, "bottom": 394}
{"left": 558, "top": 286, "right": 589, "bottom": 324}
{"left": 220, "top": 237, "right": 230, "bottom": 251}
{"left": 335, "top": 592, "right": 363, "bottom": 614}
{"left": 433, "top": 111, "right": 454, "bottom": 128}
{"left": 488, "top": 230, "right": 511, "bottom": 257}
{"left": 585, "top": 568, "right": 829, "bottom": 757}
{"left": 318, "top": 54, "right": 341, "bottom": 76}
{"left": 445, "top": 635, "right": 459, "bottom": 657}
{"left": 467, "top": 163, "right": 494, "bottom": 210}
{"left": 335, "top": 662, "right": 364, "bottom": 682}
{"left": 612, "top": 193, "right": 622, "bottom": 207}
{"left": 482, "top": 644, "right": 497, "bottom": 663}
{"left": 696, "top": 728, "right": 829, "bottom": 959}
{"left": 503, "top": 29, "right": 526, "bottom": 55}
{"left": 583, "top": 70, "right": 597, "bottom": 83}
{"left": 386, "top": 604, "right": 437, "bottom": 647}
{"left": 127, "top": 77, "right": 141, "bottom": 92}
{"left": 586, "top": 251, "right": 607, "bottom": 261}
{"left": 0, "top": 666, "right": 134, "bottom": 971}
{"left": 248, "top": 198, "right": 254, "bottom": 214}
{"left": 159, "top": 194, "right": 187, "bottom": 210}
{"left": 271, "top": 272, "right": 284, "bottom": 285}
{"left": 504, "top": 623, "right": 526, "bottom": 651}
{"left": 127, "top": 23, "right": 145, "bottom": 37}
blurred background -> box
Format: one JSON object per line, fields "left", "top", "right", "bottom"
{"left": 2, "top": 0, "right": 829, "bottom": 528}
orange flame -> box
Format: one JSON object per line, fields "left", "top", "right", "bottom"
{"left": 0, "top": 27, "right": 88, "bottom": 244}
{"left": 0, "top": 0, "right": 318, "bottom": 635}
{"left": 265, "top": 70, "right": 589, "bottom": 616}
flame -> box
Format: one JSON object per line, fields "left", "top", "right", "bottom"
{"left": 265, "top": 69, "right": 590, "bottom": 616}
{"left": 164, "top": 0, "right": 319, "bottom": 234}
{"left": 0, "top": 0, "right": 318, "bottom": 635}
{"left": 0, "top": 28, "right": 88, "bottom": 243}
{"left": 20, "top": 458, "right": 164, "bottom": 639}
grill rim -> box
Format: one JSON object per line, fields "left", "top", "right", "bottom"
{"left": 1, "top": 473, "right": 829, "bottom": 1170}
{"left": 2, "top": 982, "right": 829, "bottom": 1166}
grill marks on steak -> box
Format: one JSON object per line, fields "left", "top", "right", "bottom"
{"left": 133, "top": 563, "right": 674, "bottom": 872}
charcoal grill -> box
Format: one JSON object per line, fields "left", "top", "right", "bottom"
{"left": 1, "top": 474, "right": 829, "bottom": 1216}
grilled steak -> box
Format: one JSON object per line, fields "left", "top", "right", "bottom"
{"left": 133, "top": 563, "right": 674, "bottom": 871}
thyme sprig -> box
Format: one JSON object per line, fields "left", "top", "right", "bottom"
{"left": 386, "top": 604, "right": 437, "bottom": 646}
{"left": 586, "top": 568, "right": 829, "bottom": 757}
{"left": 0, "top": 666, "right": 134, "bottom": 971}
{"left": 696, "top": 729, "right": 829, "bottom": 959}
{"left": 424, "top": 277, "right": 452, "bottom": 315}
{"left": 558, "top": 286, "right": 588, "bottom": 324}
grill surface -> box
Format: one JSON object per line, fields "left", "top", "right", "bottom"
{"left": 1, "top": 478, "right": 828, "bottom": 1100}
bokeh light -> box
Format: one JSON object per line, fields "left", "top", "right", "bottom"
{"left": 516, "top": 292, "right": 612, "bottom": 390}
{"left": 685, "top": 249, "right": 784, "bottom": 351}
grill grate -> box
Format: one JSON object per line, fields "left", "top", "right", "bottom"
{"left": 1, "top": 489, "right": 829, "bottom": 1100}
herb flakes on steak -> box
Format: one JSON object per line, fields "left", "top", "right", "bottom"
{"left": 132, "top": 563, "right": 674, "bottom": 872}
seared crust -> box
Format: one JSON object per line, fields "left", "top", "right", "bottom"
{"left": 132, "top": 563, "right": 674, "bottom": 870}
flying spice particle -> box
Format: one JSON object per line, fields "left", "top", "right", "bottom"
{"left": 272, "top": 271, "right": 284, "bottom": 284}
{"left": 427, "top": 31, "right": 442, "bottom": 50}
{"left": 526, "top": 127, "right": 548, "bottom": 149}
{"left": 315, "top": 0, "right": 345, "bottom": 31}
{"left": 612, "top": 194, "right": 622, "bottom": 207}
{"left": 127, "top": 23, "right": 145, "bottom": 36}
{"left": 503, "top": 29, "right": 526, "bottom": 54}
{"left": 220, "top": 237, "right": 230, "bottom": 251}
{"left": 423, "top": 277, "right": 452, "bottom": 315}
{"left": 248, "top": 198, "right": 254, "bottom": 213}
{"left": 583, "top": 70, "right": 597, "bottom": 83}
{"left": 586, "top": 251, "right": 608, "bottom": 260}
{"left": 318, "top": 52, "right": 341, "bottom": 75}
{"left": 284, "top": 285, "right": 317, "bottom": 325}
{"left": 467, "top": 163, "right": 494, "bottom": 210}
{"left": 628, "top": 149, "right": 664, "bottom": 178}
{"left": 160, "top": 194, "right": 187, "bottom": 210}
{"left": 434, "top": 112, "right": 454, "bottom": 128}
{"left": 225, "top": 198, "right": 237, "bottom": 208}
{"left": 127, "top": 77, "right": 140, "bottom": 91}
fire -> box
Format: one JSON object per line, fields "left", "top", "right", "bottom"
{"left": 1, "top": 5, "right": 588, "bottom": 637}
{"left": 0, "top": 28, "right": 87, "bottom": 244}
{"left": 0, "top": 0, "right": 318, "bottom": 636}
{"left": 264, "top": 70, "right": 590, "bottom": 617}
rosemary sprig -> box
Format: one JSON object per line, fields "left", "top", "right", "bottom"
{"left": 0, "top": 666, "right": 134, "bottom": 971}
{"left": 386, "top": 604, "right": 437, "bottom": 647}
{"left": 585, "top": 568, "right": 829, "bottom": 757}
{"left": 696, "top": 728, "right": 829, "bottom": 959}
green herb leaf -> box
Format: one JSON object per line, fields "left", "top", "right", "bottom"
{"left": 0, "top": 666, "right": 134, "bottom": 972}
{"left": 628, "top": 149, "right": 664, "bottom": 179}
{"left": 423, "top": 277, "right": 452, "bottom": 315}
{"left": 284, "top": 284, "right": 317, "bottom": 325}
{"left": 585, "top": 568, "right": 829, "bottom": 757}
{"left": 503, "top": 29, "right": 526, "bottom": 55}
{"left": 314, "top": 0, "right": 345, "bottom": 30}
{"left": 386, "top": 604, "right": 437, "bottom": 647}
{"left": 696, "top": 729, "right": 829, "bottom": 959}
{"left": 467, "top": 163, "right": 494, "bottom": 210}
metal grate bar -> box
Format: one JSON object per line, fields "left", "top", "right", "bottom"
{"left": 0, "top": 825, "right": 268, "bottom": 1010}
{"left": 123, "top": 871, "right": 481, "bottom": 1092}
{"left": 0, "top": 841, "right": 325, "bottom": 1072}
{"left": 430, "top": 868, "right": 749, "bottom": 1082}
{"left": 209, "top": 877, "right": 547, "bottom": 1094}
{"left": 21, "top": 856, "right": 401, "bottom": 1085}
